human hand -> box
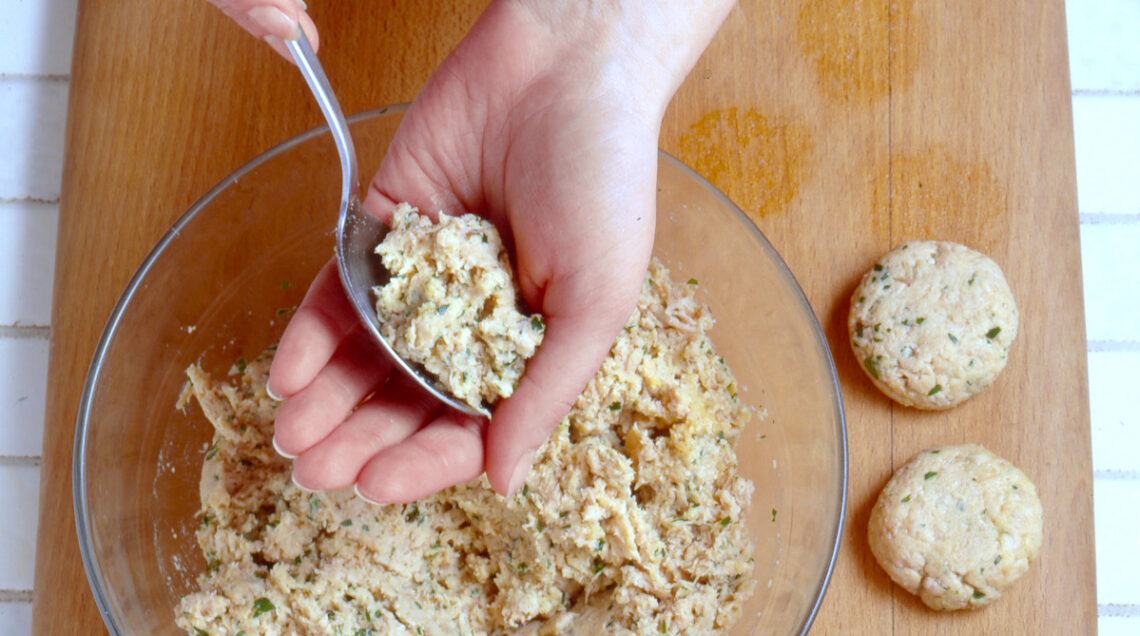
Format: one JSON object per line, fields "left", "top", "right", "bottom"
{"left": 205, "top": 0, "right": 319, "bottom": 59}
{"left": 264, "top": 0, "right": 735, "bottom": 502}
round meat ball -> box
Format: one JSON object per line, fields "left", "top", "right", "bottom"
{"left": 868, "top": 444, "right": 1043, "bottom": 611}
{"left": 848, "top": 240, "right": 1018, "bottom": 409}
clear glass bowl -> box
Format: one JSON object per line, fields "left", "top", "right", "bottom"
{"left": 74, "top": 105, "right": 846, "bottom": 635}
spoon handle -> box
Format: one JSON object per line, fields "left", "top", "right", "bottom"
{"left": 285, "top": 32, "right": 359, "bottom": 202}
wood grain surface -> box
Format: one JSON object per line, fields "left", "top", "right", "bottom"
{"left": 36, "top": 0, "right": 1094, "bottom": 633}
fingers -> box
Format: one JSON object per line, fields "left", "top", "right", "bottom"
{"left": 267, "top": 259, "right": 358, "bottom": 399}
{"left": 354, "top": 412, "right": 485, "bottom": 505}
{"left": 272, "top": 327, "right": 392, "bottom": 456}
{"left": 208, "top": 0, "right": 319, "bottom": 59}
{"left": 290, "top": 378, "right": 441, "bottom": 490}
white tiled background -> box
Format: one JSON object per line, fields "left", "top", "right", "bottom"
{"left": 0, "top": 0, "right": 1136, "bottom": 633}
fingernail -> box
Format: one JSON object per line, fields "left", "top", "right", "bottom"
{"left": 247, "top": 6, "right": 300, "bottom": 40}
{"left": 291, "top": 472, "right": 317, "bottom": 492}
{"left": 265, "top": 380, "right": 284, "bottom": 402}
{"left": 507, "top": 450, "right": 536, "bottom": 496}
{"left": 272, "top": 436, "right": 297, "bottom": 459}
{"left": 354, "top": 483, "right": 387, "bottom": 506}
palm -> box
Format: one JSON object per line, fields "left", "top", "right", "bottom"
{"left": 269, "top": 3, "right": 658, "bottom": 501}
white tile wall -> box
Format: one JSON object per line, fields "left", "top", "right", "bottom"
{"left": 0, "top": 0, "right": 1134, "bottom": 633}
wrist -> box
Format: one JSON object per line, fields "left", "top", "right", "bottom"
{"left": 497, "top": 0, "right": 735, "bottom": 119}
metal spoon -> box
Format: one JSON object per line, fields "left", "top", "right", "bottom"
{"left": 285, "top": 32, "right": 490, "bottom": 419}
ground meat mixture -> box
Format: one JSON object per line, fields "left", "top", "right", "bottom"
{"left": 175, "top": 259, "right": 756, "bottom": 635}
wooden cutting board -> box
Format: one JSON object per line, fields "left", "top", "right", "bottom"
{"left": 36, "top": 0, "right": 1095, "bottom": 633}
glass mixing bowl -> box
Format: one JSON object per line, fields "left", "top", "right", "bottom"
{"left": 74, "top": 105, "right": 846, "bottom": 634}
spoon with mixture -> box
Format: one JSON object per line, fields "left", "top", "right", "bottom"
{"left": 284, "top": 32, "right": 490, "bottom": 418}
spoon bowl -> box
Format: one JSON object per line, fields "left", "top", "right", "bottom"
{"left": 286, "top": 33, "right": 489, "bottom": 418}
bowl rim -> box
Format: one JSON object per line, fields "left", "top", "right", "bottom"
{"left": 72, "top": 103, "right": 847, "bottom": 635}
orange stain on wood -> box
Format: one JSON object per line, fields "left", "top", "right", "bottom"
{"left": 795, "top": 0, "right": 920, "bottom": 104}
{"left": 880, "top": 145, "right": 1009, "bottom": 247}
{"left": 678, "top": 107, "right": 813, "bottom": 218}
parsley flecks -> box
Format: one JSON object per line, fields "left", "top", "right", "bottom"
{"left": 863, "top": 356, "right": 880, "bottom": 379}
{"left": 205, "top": 445, "right": 219, "bottom": 461}
{"left": 592, "top": 560, "right": 605, "bottom": 574}
{"left": 281, "top": 280, "right": 291, "bottom": 289}
{"left": 194, "top": 628, "right": 209, "bottom": 636}
{"left": 530, "top": 315, "right": 545, "bottom": 332}
{"left": 687, "top": 278, "right": 699, "bottom": 285}
{"left": 901, "top": 494, "right": 912, "bottom": 503}
{"left": 994, "top": 556, "right": 1002, "bottom": 565}
{"left": 924, "top": 471, "right": 938, "bottom": 480}
{"left": 719, "top": 516, "right": 732, "bottom": 528}
{"left": 481, "top": 233, "right": 488, "bottom": 243}
{"left": 928, "top": 384, "right": 943, "bottom": 396}
{"left": 986, "top": 326, "right": 1002, "bottom": 339}
{"left": 972, "top": 590, "right": 986, "bottom": 600}
{"left": 341, "top": 519, "right": 352, "bottom": 527}
{"left": 236, "top": 358, "right": 247, "bottom": 372}
{"left": 948, "top": 333, "right": 959, "bottom": 344}
{"left": 609, "top": 401, "right": 622, "bottom": 411}
{"left": 771, "top": 508, "right": 778, "bottom": 522}
{"left": 916, "top": 317, "right": 926, "bottom": 324}
{"left": 252, "top": 597, "right": 275, "bottom": 618}
{"left": 873, "top": 263, "right": 883, "bottom": 272}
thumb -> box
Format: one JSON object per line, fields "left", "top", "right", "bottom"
{"left": 483, "top": 275, "right": 643, "bottom": 496}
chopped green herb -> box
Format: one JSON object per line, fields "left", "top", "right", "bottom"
{"left": 592, "top": 560, "right": 605, "bottom": 574}
{"left": 948, "top": 333, "right": 959, "bottom": 344}
{"left": 855, "top": 325, "right": 864, "bottom": 338}
{"left": 236, "top": 358, "right": 247, "bottom": 372}
{"left": 771, "top": 508, "right": 778, "bottom": 522}
{"left": 986, "top": 326, "right": 1001, "bottom": 339}
{"left": 863, "top": 356, "right": 880, "bottom": 379}
{"left": 530, "top": 315, "right": 545, "bottom": 331}
{"left": 687, "top": 278, "right": 699, "bottom": 285}
{"left": 252, "top": 597, "right": 275, "bottom": 618}
{"left": 194, "top": 628, "right": 209, "bottom": 636}
{"left": 901, "top": 495, "right": 912, "bottom": 503}
{"left": 916, "top": 317, "right": 926, "bottom": 324}
{"left": 659, "top": 619, "right": 667, "bottom": 633}
{"left": 924, "top": 471, "right": 938, "bottom": 480}
{"left": 972, "top": 589, "right": 986, "bottom": 599}
{"left": 281, "top": 280, "right": 291, "bottom": 289}
{"left": 559, "top": 511, "right": 569, "bottom": 519}
{"left": 596, "top": 538, "right": 606, "bottom": 551}
{"left": 873, "top": 263, "right": 883, "bottom": 272}
{"left": 517, "top": 562, "right": 528, "bottom": 571}
{"left": 994, "top": 556, "right": 1002, "bottom": 565}
{"left": 341, "top": 519, "right": 352, "bottom": 527}
{"left": 481, "top": 233, "right": 488, "bottom": 243}
{"left": 205, "top": 445, "right": 219, "bottom": 461}
{"left": 437, "top": 304, "right": 450, "bottom": 314}
{"left": 609, "top": 401, "right": 622, "bottom": 411}
{"left": 968, "top": 274, "right": 977, "bottom": 285}
{"left": 719, "top": 516, "right": 732, "bottom": 527}
{"left": 928, "top": 384, "right": 942, "bottom": 396}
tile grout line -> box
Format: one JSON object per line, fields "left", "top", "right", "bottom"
{"left": 1099, "top": 604, "right": 1140, "bottom": 618}
{"left": 0, "top": 196, "right": 60, "bottom": 206}
{"left": 1079, "top": 212, "right": 1140, "bottom": 224}
{"left": 0, "top": 457, "right": 41, "bottom": 467}
{"left": 0, "top": 72, "right": 68, "bottom": 82}
{"left": 1072, "top": 89, "right": 1140, "bottom": 97}
{"left": 0, "top": 327, "right": 50, "bottom": 340}
{"left": 0, "top": 590, "right": 33, "bottom": 603}
{"left": 1094, "top": 469, "right": 1140, "bottom": 480}
{"left": 1087, "top": 340, "right": 1140, "bottom": 352}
